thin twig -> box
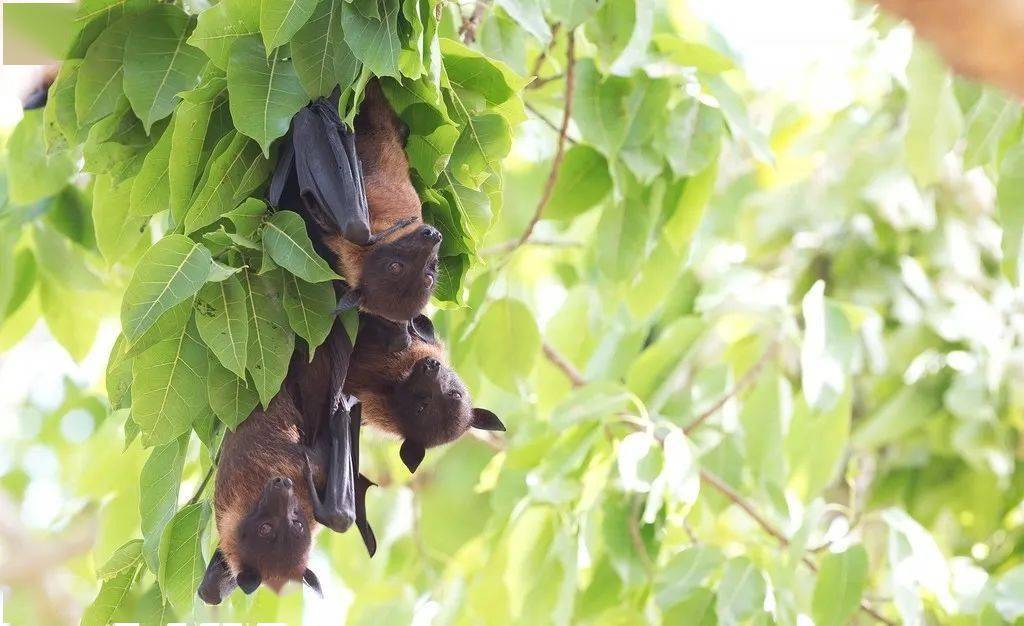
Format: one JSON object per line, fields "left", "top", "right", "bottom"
{"left": 529, "top": 23, "right": 562, "bottom": 79}
{"left": 459, "top": 0, "right": 490, "bottom": 43}
{"left": 628, "top": 497, "right": 655, "bottom": 574}
{"left": 543, "top": 342, "right": 585, "bottom": 388}
{"left": 525, "top": 102, "right": 581, "bottom": 145}
{"left": 481, "top": 237, "right": 582, "bottom": 256}
{"left": 527, "top": 73, "right": 565, "bottom": 90}
{"left": 510, "top": 30, "right": 577, "bottom": 252}
{"left": 700, "top": 469, "right": 895, "bottom": 626}
{"left": 188, "top": 449, "right": 220, "bottom": 506}
{"left": 683, "top": 339, "right": 780, "bottom": 435}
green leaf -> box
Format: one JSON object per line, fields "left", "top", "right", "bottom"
{"left": 738, "top": 368, "right": 788, "bottom": 487}
{"left": 158, "top": 500, "right": 211, "bottom": 617}
{"left": 545, "top": 145, "right": 612, "bottom": 220}
{"left": 169, "top": 75, "right": 226, "bottom": 220}
{"left": 195, "top": 275, "right": 249, "bottom": 377}
{"left": 571, "top": 59, "right": 630, "bottom": 157}
{"left": 475, "top": 298, "right": 539, "bottom": 391}
{"left": 39, "top": 276, "right": 105, "bottom": 361}
{"left": 95, "top": 174, "right": 150, "bottom": 264}
{"left": 208, "top": 359, "right": 260, "bottom": 428}
{"left": 188, "top": 0, "right": 259, "bottom": 70}
{"left": 95, "top": 538, "right": 144, "bottom": 579}
{"left": 655, "top": 546, "right": 724, "bottom": 608}
{"left": 75, "top": 17, "right": 131, "bottom": 125}
{"left": 226, "top": 197, "right": 268, "bottom": 239}
{"left": 132, "top": 319, "right": 211, "bottom": 446}
{"left": 241, "top": 269, "right": 295, "bottom": 406}
{"left": 126, "top": 297, "right": 194, "bottom": 358}
{"left": 106, "top": 334, "right": 134, "bottom": 409}
{"left": 260, "top": 0, "right": 318, "bottom": 53}
{"left": 625, "top": 316, "right": 704, "bottom": 400}
{"left": 494, "top": 0, "right": 550, "bottom": 44}
{"left": 341, "top": 0, "right": 401, "bottom": 78}
{"left": 548, "top": 0, "right": 604, "bottom": 30}
{"left": 665, "top": 99, "right": 723, "bottom": 177}
{"left": 121, "top": 234, "right": 213, "bottom": 342}
{"left": 704, "top": 75, "right": 773, "bottom": 165}
{"left": 800, "top": 281, "right": 856, "bottom": 410}
{"left": 227, "top": 36, "right": 309, "bottom": 156}
{"left": 998, "top": 143, "right": 1024, "bottom": 284}
{"left": 124, "top": 5, "right": 208, "bottom": 132}
{"left": 905, "top": 42, "right": 963, "bottom": 186}
{"left": 964, "top": 89, "right": 1020, "bottom": 170}
{"left": 715, "top": 557, "right": 766, "bottom": 624}
{"left": 292, "top": 0, "right": 360, "bottom": 99}
{"left": 853, "top": 384, "right": 943, "bottom": 449}
{"left": 281, "top": 271, "right": 335, "bottom": 355}
{"left": 129, "top": 118, "right": 175, "bottom": 217}
{"left": 140, "top": 436, "right": 187, "bottom": 573}
{"left": 661, "top": 588, "right": 717, "bottom": 626}
{"left": 182, "top": 132, "right": 272, "bottom": 233}
{"left": 785, "top": 389, "right": 851, "bottom": 501}
{"left": 812, "top": 545, "right": 869, "bottom": 626}
{"left": 263, "top": 210, "right": 341, "bottom": 282}
{"left": 32, "top": 222, "right": 105, "bottom": 291}
{"left": 43, "top": 60, "right": 84, "bottom": 153}
{"left": 449, "top": 113, "right": 512, "bottom": 188}
{"left": 8, "top": 110, "right": 74, "bottom": 205}
{"left": 584, "top": 0, "right": 634, "bottom": 70}
{"left": 82, "top": 541, "right": 144, "bottom": 626}
{"left": 653, "top": 34, "right": 734, "bottom": 73}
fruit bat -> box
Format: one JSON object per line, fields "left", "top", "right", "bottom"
{"left": 344, "top": 313, "right": 505, "bottom": 473}
{"left": 268, "top": 81, "right": 441, "bottom": 324}
{"left": 198, "top": 321, "right": 375, "bottom": 604}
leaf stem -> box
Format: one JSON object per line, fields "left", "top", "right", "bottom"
{"left": 542, "top": 341, "right": 585, "bottom": 388}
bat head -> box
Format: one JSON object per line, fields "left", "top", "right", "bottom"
{"left": 355, "top": 224, "right": 442, "bottom": 322}
{"left": 389, "top": 355, "right": 505, "bottom": 472}
{"left": 199, "top": 476, "right": 320, "bottom": 602}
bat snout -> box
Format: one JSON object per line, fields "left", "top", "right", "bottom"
{"left": 419, "top": 224, "right": 442, "bottom": 244}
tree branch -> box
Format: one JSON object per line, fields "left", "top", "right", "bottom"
{"left": 481, "top": 237, "right": 582, "bottom": 256}
{"left": 700, "top": 469, "right": 895, "bottom": 625}
{"left": 543, "top": 341, "right": 585, "bottom": 388}
{"left": 876, "top": 0, "right": 1024, "bottom": 100}
{"left": 525, "top": 102, "right": 580, "bottom": 144}
{"left": 528, "top": 23, "right": 562, "bottom": 82}
{"left": 682, "top": 339, "right": 779, "bottom": 435}
{"left": 459, "top": 0, "right": 490, "bottom": 43}
{"left": 510, "top": 30, "right": 577, "bottom": 252}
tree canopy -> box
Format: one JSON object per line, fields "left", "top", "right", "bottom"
{"left": 3, "top": 0, "right": 1024, "bottom": 625}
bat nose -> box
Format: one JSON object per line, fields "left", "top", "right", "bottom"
{"left": 273, "top": 476, "right": 293, "bottom": 489}
{"left": 424, "top": 357, "right": 440, "bottom": 371}
{"left": 421, "top": 225, "right": 442, "bottom": 243}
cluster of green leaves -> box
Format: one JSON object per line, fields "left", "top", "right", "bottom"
{"left": 10, "top": 1, "right": 1024, "bottom": 625}
{"left": 1, "top": 0, "right": 525, "bottom": 619}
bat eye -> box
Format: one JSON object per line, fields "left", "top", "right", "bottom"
{"left": 448, "top": 390, "right": 462, "bottom": 400}
{"left": 258, "top": 523, "right": 273, "bottom": 537}
{"left": 388, "top": 262, "right": 403, "bottom": 275}
{"left": 292, "top": 519, "right": 304, "bottom": 533}
{"left": 416, "top": 402, "right": 428, "bottom": 414}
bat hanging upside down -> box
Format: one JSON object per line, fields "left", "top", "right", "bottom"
{"left": 268, "top": 80, "right": 442, "bottom": 324}
{"left": 198, "top": 322, "right": 375, "bottom": 603}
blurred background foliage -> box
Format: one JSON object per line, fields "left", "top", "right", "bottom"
{"left": 4, "top": 0, "right": 1024, "bottom": 624}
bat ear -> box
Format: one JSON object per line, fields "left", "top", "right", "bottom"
{"left": 302, "top": 569, "right": 323, "bottom": 597}
{"left": 411, "top": 314, "right": 436, "bottom": 342}
{"left": 236, "top": 567, "right": 262, "bottom": 594}
{"left": 472, "top": 408, "right": 505, "bottom": 432}
{"left": 198, "top": 548, "right": 237, "bottom": 605}
{"left": 399, "top": 440, "right": 425, "bottom": 473}
{"left": 335, "top": 288, "right": 363, "bottom": 314}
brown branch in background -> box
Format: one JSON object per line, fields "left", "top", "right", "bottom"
{"left": 700, "top": 469, "right": 895, "bottom": 626}
{"left": 187, "top": 447, "right": 221, "bottom": 506}
{"left": 459, "top": 0, "right": 490, "bottom": 43}
{"left": 528, "top": 23, "right": 562, "bottom": 82}
{"left": 481, "top": 237, "right": 582, "bottom": 256}
{"left": 525, "top": 102, "right": 580, "bottom": 144}
{"left": 539, "top": 343, "right": 894, "bottom": 626}
{"left": 629, "top": 497, "right": 655, "bottom": 574}
{"left": 543, "top": 341, "right": 585, "bottom": 388}
{"left": 528, "top": 73, "right": 565, "bottom": 91}
{"left": 512, "top": 30, "right": 577, "bottom": 251}
{"left": 682, "top": 340, "right": 780, "bottom": 435}
{"left": 875, "top": 0, "right": 1024, "bottom": 100}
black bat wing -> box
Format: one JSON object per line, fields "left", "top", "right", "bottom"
{"left": 292, "top": 102, "right": 372, "bottom": 246}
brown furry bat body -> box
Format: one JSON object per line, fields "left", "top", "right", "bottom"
{"left": 344, "top": 314, "right": 504, "bottom": 473}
